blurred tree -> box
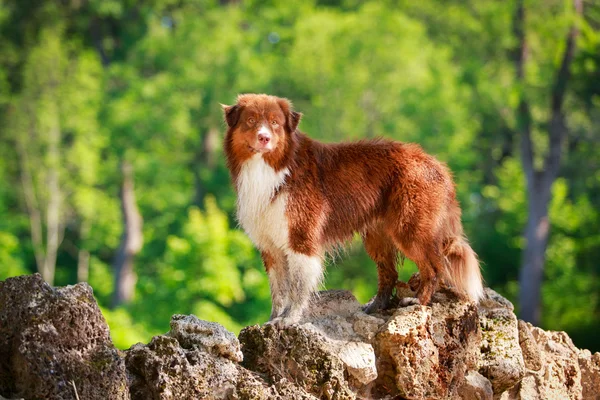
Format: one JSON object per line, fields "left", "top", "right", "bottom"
{"left": 0, "top": 0, "right": 598, "bottom": 351}
{"left": 7, "top": 24, "right": 106, "bottom": 285}
{"left": 514, "top": 0, "right": 583, "bottom": 325}
{"left": 112, "top": 161, "right": 143, "bottom": 307}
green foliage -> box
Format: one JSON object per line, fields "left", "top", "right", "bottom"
{"left": 101, "top": 306, "right": 159, "bottom": 350}
{"left": 128, "top": 196, "right": 269, "bottom": 344}
{"left": 0, "top": 231, "right": 27, "bottom": 280}
{"left": 543, "top": 180, "right": 600, "bottom": 342}
{"left": 0, "top": 0, "right": 598, "bottom": 352}
{"left": 480, "top": 160, "right": 600, "bottom": 342}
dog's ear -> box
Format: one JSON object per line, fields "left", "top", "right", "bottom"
{"left": 288, "top": 111, "right": 302, "bottom": 133}
{"left": 221, "top": 103, "right": 241, "bottom": 128}
{"left": 277, "top": 98, "right": 302, "bottom": 133}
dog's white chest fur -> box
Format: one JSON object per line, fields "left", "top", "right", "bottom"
{"left": 236, "top": 154, "right": 290, "bottom": 251}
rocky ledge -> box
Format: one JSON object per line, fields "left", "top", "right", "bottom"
{"left": 1, "top": 274, "right": 599, "bottom": 399}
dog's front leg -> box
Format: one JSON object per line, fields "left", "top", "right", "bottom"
{"left": 269, "top": 251, "right": 323, "bottom": 328}
{"left": 261, "top": 250, "right": 289, "bottom": 321}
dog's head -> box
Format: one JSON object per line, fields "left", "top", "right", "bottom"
{"left": 222, "top": 94, "right": 301, "bottom": 164}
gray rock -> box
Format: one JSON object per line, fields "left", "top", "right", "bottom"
{"left": 168, "top": 314, "right": 243, "bottom": 362}
{"left": 477, "top": 288, "right": 525, "bottom": 394}
{"left": 126, "top": 335, "right": 239, "bottom": 400}
{"left": 126, "top": 314, "right": 315, "bottom": 400}
{"left": 239, "top": 324, "right": 357, "bottom": 399}
{"left": 0, "top": 273, "right": 128, "bottom": 400}
{"left": 524, "top": 325, "right": 582, "bottom": 399}
{"left": 308, "top": 290, "right": 363, "bottom": 320}
{"left": 4, "top": 273, "right": 600, "bottom": 400}
{"left": 235, "top": 371, "right": 319, "bottom": 400}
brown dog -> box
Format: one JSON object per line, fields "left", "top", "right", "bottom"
{"left": 222, "top": 94, "right": 483, "bottom": 327}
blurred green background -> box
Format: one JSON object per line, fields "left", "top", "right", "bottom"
{"left": 0, "top": 0, "right": 599, "bottom": 351}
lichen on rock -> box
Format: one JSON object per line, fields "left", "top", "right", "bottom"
{"left": 373, "top": 289, "right": 481, "bottom": 399}
{"left": 2, "top": 273, "right": 600, "bottom": 400}
{"left": 477, "top": 288, "right": 526, "bottom": 395}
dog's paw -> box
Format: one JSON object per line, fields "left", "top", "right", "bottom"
{"left": 265, "top": 315, "right": 300, "bottom": 329}
{"left": 363, "top": 302, "right": 379, "bottom": 314}
{"left": 264, "top": 317, "right": 283, "bottom": 328}
{"left": 398, "top": 297, "right": 421, "bottom": 307}
{"left": 363, "top": 296, "right": 391, "bottom": 314}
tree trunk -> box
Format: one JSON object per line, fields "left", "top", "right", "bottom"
{"left": 43, "top": 116, "right": 62, "bottom": 285}
{"left": 518, "top": 182, "right": 551, "bottom": 323}
{"left": 77, "top": 221, "right": 90, "bottom": 282}
{"left": 516, "top": 0, "right": 582, "bottom": 325}
{"left": 112, "top": 161, "right": 143, "bottom": 307}
{"left": 16, "top": 122, "right": 46, "bottom": 275}
{"left": 17, "top": 102, "right": 64, "bottom": 285}
{"left": 77, "top": 249, "right": 90, "bottom": 282}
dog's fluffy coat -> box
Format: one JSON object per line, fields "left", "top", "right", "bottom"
{"left": 223, "top": 94, "right": 483, "bottom": 326}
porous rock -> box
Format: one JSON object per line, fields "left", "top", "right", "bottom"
{"left": 374, "top": 288, "right": 480, "bottom": 399}
{"left": 126, "top": 285, "right": 600, "bottom": 399}
{"left": 517, "top": 319, "right": 542, "bottom": 372}
{"left": 0, "top": 273, "right": 128, "bottom": 400}
{"left": 455, "top": 370, "right": 494, "bottom": 400}
{"left": 477, "top": 288, "right": 526, "bottom": 394}
{"left": 168, "top": 314, "right": 243, "bottom": 362}
{"left": 126, "top": 313, "right": 314, "bottom": 400}
{"left": 126, "top": 335, "right": 239, "bottom": 400}
{"left": 4, "top": 273, "right": 600, "bottom": 400}
{"left": 579, "top": 349, "right": 600, "bottom": 400}
{"left": 239, "top": 324, "right": 358, "bottom": 399}
{"left": 498, "top": 323, "right": 583, "bottom": 400}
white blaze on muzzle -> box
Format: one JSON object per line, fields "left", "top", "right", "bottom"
{"left": 257, "top": 124, "right": 272, "bottom": 147}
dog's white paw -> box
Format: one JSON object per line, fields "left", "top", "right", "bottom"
{"left": 399, "top": 297, "right": 421, "bottom": 307}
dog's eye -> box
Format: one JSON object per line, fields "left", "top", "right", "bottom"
{"left": 248, "top": 118, "right": 255, "bottom": 124}
{"left": 271, "top": 120, "right": 278, "bottom": 126}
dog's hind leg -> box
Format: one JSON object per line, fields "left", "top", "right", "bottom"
{"left": 362, "top": 227, "right": 398, "bottom": 314}
{"left": 393, "top": 240, "right": 444, "bottom": 306}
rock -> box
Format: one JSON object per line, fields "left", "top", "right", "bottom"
{"left": 235, "top": 370, "right": 319, "bottom": 400}
{"left": 239, "top": 324, "right": 357, "bottom": 399}
{"left": 477, "top": 288, "right": 525, "bottom": 394}
{"left": 308, "top": 290, "right": 363, "bottom": 319}
{"left": 517, "top": 320, "right": 542, "bottom": 372}
{"left": 498, "top": 322, "right": 590, "bottom": 400}
{"left": 234, "top": 369, "right": 318, "bottom": 400}
{"left": 455, "top": 371, "right": 493, "bottom": 400}
{"left": 352, "top": 314, "right": 385, "bottom": 341}
{"left": 374, "top": 289, "right": 480, "bottom": 399}
{"left": 0, "top": 274, "right": 128, "bottom": 400}
{"left": 126, "top": 335, "right": 239, "bottom": 400}
{"left": 237, "top": 290, "right": 391, "bottom": 399}
{"left": 168, "top": 314, "right": 243, "bottom": 362}
{"left": 579, "top": 350, "right": 600, "bottom": 400}
{"left": 4, "top": 272, "right": 600, "bottom": 400}
{"left": 523, "top": 324, "right": 582, "bottom": 399}
{"left": 126, "top": 314, "right": 316, "bottom": 400}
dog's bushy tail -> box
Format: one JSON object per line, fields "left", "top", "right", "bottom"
{"left": 441, "top": 204, "right": 484, "bottom": 303}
